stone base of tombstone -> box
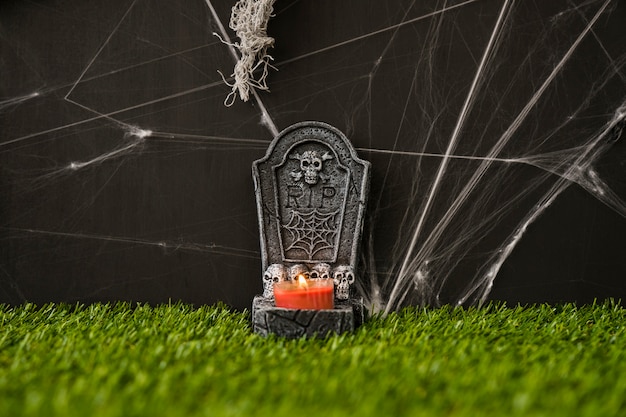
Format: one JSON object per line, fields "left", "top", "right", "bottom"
{"left": 252, "top": 296, "right": 365, "bottom": 338}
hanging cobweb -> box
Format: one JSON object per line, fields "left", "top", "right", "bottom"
{"left": 0, "top": 0, "right": 624, "bottom": 310}
{"left": 283, "top": 209, "right": 340, "bottom": 260}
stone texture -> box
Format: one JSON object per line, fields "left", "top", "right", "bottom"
{"left": 253, "top": 121, "right": 370, "bottom": 272}
{"left": 252, "top": 296, "right": 365, "bottom": 338}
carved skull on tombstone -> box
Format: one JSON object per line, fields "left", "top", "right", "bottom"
{"left": 309, "top": 263, "right": 332, "bottom": 280}
{"left": 333, "top": 265, "right": 355, "bottom": 300}
{"left": 289, "top": 150, "right": 333, "bottom": 185}
{"left": 262, "top": 264, "right": 288, "bottom": 299}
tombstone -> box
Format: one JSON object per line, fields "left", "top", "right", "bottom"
{"left": 251, "top": 121, "right": 370, "bottom": 338}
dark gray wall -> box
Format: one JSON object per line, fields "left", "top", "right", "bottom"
{"left": 1, "top": 0, "right": 625, "bottom": 309}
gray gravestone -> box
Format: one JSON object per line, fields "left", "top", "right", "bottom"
{"left": 252, "top": 121, "right": 370, "bottom": 337}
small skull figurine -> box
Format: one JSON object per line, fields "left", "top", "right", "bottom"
{"left": 289, "top": 264, "right": 309, "bottom": 281}
{"left": 263, "top": 264, "right": 288, "bottom": 299}
{"left": 309, "top": 263, "right": 332, "bottom": 280}
{"left": 333, "top": 265, "right": 355, "bottom": 300}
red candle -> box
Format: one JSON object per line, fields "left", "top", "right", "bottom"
{"left": 274, "top": 277, "right": 334, "bottom": 310}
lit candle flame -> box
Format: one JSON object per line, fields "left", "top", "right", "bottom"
{"left": 296, "top": 274, "right": 308, "bottom": 289}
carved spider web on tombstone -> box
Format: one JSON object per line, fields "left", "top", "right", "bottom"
{"left": 283, "top": 209, "right": 340, "bottom": 260}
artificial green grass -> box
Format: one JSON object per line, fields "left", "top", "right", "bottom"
{"left": 1, "top": 301, "right": 625, "bottom": 417}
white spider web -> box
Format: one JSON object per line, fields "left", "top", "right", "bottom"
{"left": 0, "top": 0, "right": 624, "bottom": 310}
{"left": 283, "top": 209, "right": 340, "bottom": 260}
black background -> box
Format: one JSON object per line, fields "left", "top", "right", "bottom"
{"left": 1, "top": 0, "right": 625, "bottom": 310}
